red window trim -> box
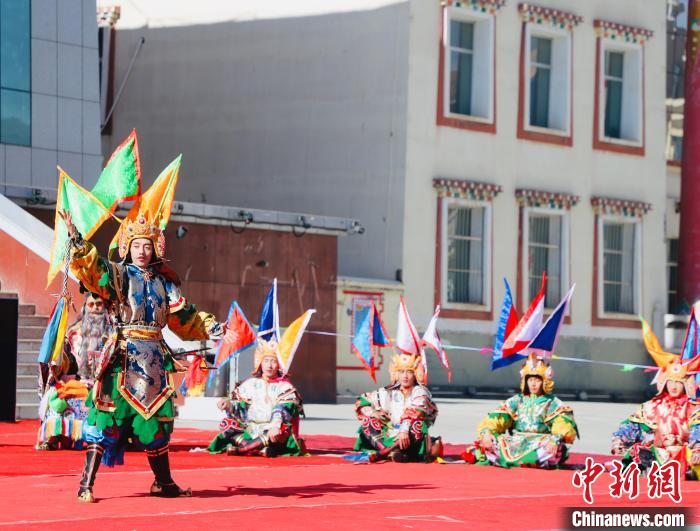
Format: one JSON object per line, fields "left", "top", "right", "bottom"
{"left": 592, "top": 37, "right": 646, "bottom": 157}
{"left": 433, "top": 195, "right": 493, "bottom": 321}
{"left": 436, "top": 6, "right": 497, "bottom": 134}
{"left": 516, "top": 21, "right": 574, "bottom": 147}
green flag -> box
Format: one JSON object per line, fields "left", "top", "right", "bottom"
{"left": 47, "top": 130, "right": 141, "bottom": 286}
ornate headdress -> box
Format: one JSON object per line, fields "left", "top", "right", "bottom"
{"left": 641, "top": 318, "right": 697, "bottom": 398}
{"left": 109, "top": 155, "right": 182, "bottom": 261}
{"left": 389, "top": 352, "right": 426, "bottom": 385}
{"left": 253, "top": 338, "right": 280, "bottom": 374}
{"left": 519, "top": 353, "right": 554, "bottom": 394}
{"left": 117, "top": 212, "right": 166, "bottom": 259}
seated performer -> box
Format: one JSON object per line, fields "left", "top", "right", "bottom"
{"left": 466, "top": 353, "right": 578, "bottom": 468}
{"left": 208, "top": 339, "right": 304, "bottom": 456}
{"left": 37, "top": 294, "right": 111, "bottom": 450}
{"left": 611, "top": 323, "right": 700, "bottom": 478}
{"left": 353, "top": 353, "right": 441, "bottom": 462}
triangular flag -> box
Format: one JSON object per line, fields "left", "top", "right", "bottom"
{"left": 640, "top": 317, "right": 678, "bottom": 369}
{"left": 108, "top": 154, "right": 181, "bottom": 258}
{"left": 351, "top": 302, "right": 391, "bottom": 382}
{"left": 37, "top": 297, "right": 67, "bottom": 364}
{"left": 395, "top": 297, "right": 428, "bottom": 382}
{"left": 258, "top": 278, "right": 280, "bottom": 341}
{"left": 502, "top": 272, "right": 546, "bottom": 355}
{"left": 214, "top": 301, "right": 257, "bottom": 370}
{"left": 422, "top": 305, "right": 451, "bottom": 382}
{"left": 278, "top": 309, "right": 315, "bottom": 374}
{"left": 491, "top": 279, "right": 520, "bottom": 370}
{"left": 526, "top": 284, "right": 575, "bottom": 357}
{"left": 47, "top": 130, "right": 141, "bottom": 285}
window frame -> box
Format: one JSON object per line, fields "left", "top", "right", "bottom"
{"left": 594, "top": 37, "right": 645, "bottom": 153}
{"left": 596, "top": 214, "right": 642, "bottom": 320}
{"left": 440, "top": 196, "right": 492, "bottom": 312}
{"left": 438, "top": 5, "right": 496, "bottom": 132}
{"left": 522, "top": 23, "right": 572, "bottom": 138}
{"left": 522, "top": 206, "right": 570, "bottom": 310}
{"left": 0, "top": 0, "right": 31, "bottom": 147}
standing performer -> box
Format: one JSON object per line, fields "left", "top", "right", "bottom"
{"left": 60, "top": 207, "right": 223, "bottom": 503}
{"left": 466, "top": 354, "right": 578, "bottom": 468}
{"left": 353, "top": 353, "right": 441, "bottom": 462}
{"left": 208, "top": 339, "right": 304, "bottom": 456}
{"left": 611, "top": 320, "right": 700, "bottom": 478}
{"left": 37, "top": 294, "right": 111, "bottom": 450}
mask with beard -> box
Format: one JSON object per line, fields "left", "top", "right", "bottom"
{"left": 76, "top": 302, "right": 110, "bottom": 380}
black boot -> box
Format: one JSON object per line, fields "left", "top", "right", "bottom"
{"left": 234, "top": 435, "right": 270, "bottom": 455}
{"left": 77, "top": 443, "right": 104, "bottom": 502}
{"left": 146, "top": 445, "right": 192, "bottom": 498}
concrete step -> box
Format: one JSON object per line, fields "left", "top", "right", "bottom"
{"left": 19, "top": 315, "right": 48, "bottom": 327}
{"left": 0, "top": 292, "right": 18, "bottom": 299}
{"left": 18, "top": 326, "right": 46, "bottom": 340}
{"left": 16, "top": 389, "right": 40, "bottom": 404}
{"left": 15, "top": 403, "right": 39, "bottom": 420}
{"left": 17, "top": 362, "right": 38, "bottom": 376}
{"left": 17, "top": 374, "right": 38, "bottom": 387}
{"left": 17, "top": 351, "right": 39, "bottom": 364}
{"left": 18, "top": 339, "right": 42, "bottom": 351}
{"left": 19, "top": 304, "right": 36, "bottom": 316}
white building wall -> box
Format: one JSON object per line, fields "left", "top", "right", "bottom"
{"left": 1, "top": 0, "right": 103, "bottom": 198}
{"left": 403, "top": 0, "right": 668, "bottom": 394}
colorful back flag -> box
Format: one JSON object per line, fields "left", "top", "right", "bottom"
{"left": 109, "top": 154, "right": 181, "bottom": 258}
{"left": 214, "top": 301, "right": 257, "bottom": 370}
{"left": 502, "top": 272, "right": 546, "bottom": 357}
{"left": 491, "top": 279, "right": 520, "bottom": 370}
{"left": 258, "top": 279, "right": 280, "bottom": 341}
{"left": 422, "top": 305, "right": 451, "bottom": 382}
{"left": 351, "top": 302, "right": 391, "bottom": 382}
{"left": 48, "top": 130, "right": 141, "bottom": 285}
{"left": 395, "top": 297, "right": 428, "bottom": 382}
{"left": 37, "top": 296, "right": 69, "bottom": 366}
{"left": 278, "top": 309, "right": 316, "bottom": 374}
{"left": 641, "top": 317, "right": 678, "bottom": 369}
{"left": 526, "top": 285, "right": 575, "bottom": 357}
{"left": 180, "top": 356, "right": 209, "bottom": 397}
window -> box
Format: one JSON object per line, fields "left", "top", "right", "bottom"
{"left": 604, "top": 51, "right": 624, "bottom": 138}
{"left": 441, "top": 7, "right": 495, "bottom": 123}
{"left": 668, "top": 238, "right": 679, "bottom": 313}
{"left": 598, "top": 43, "right": 643, "bottom": 145}
{"left": 602, "top": 221, "right": 639, "bottom": 314}
{"left": 0, "top": 0, "right": 31, "bottom": 146}
{"left": 449, "top": 20, "right": 474, "bottom": 116}
{"left": 526, "top": 212, "right": 565, "bottom": 308}
{"left": 669, "top": 135, "right": 683, "bottom": 162}
{"left": 522, "top": 26, "right": 572, "bottom": 134}
{"left": 445, "top": 203, "right": 487, "bottom": 305}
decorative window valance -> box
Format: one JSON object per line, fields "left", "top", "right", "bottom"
{"left": 594, "top": 20, "right": 653, "bottom": 44}
{"left": 433, "top": 178, "right": 503, "bottom": 201}
{"left": 97, "top": 6, "right": 121, "bottom": 27}
{"left": 441, "top": 0, "right": 506, "bottom": 14}
{"left": 516, "top": 189, "right": 580, "bottom": 210}
{"left": 591, "top": 196, "right": 652, "bottom": 218}
{"left": 518, "top": 3, "right": 582, "bottom": 29}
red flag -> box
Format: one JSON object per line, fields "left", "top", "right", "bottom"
{"left": 214, "top": 301, "right": 257, "bottom": 369}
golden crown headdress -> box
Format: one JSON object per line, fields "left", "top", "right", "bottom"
{"left": 253, "top": 338, "right": 281, "bottom": 372}
{"left": 519, "top": 353, "right": 555, "bottom": 394}
{"left": 117, "top": 212, "right": 165, "bottom": 259}
{"left": 389, "top": 352, "right": 426, "bottom": 385}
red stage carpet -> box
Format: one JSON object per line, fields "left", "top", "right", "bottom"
{"left": 1, "top": 421, "right": 697, "bottom": 530}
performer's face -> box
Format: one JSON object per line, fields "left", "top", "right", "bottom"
{"left": 398, "top": 369, "right": 416, "bottom": 389}
{"left": 261, "top": 356, "right": 279, "bottom": 379}
{"left": 85, "top": 297, "right": 105, "bottom": 315}
{"left": 666, "top": 379, "right": 685, "bottom": 398}
{"left": 130, "top": 238, "right": 154, "bottom": 267}
{"left": 527, "top": 376, "right": 543, "bottom": 395}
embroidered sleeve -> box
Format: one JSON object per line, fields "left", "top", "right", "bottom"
{"left": 477, "top": 395, "right": 518, "bottom": 436}
{"left": 545, "top": 397, "right": 579, "bottom": 442}
{"left": 400, "top": 386, "right": 438, "bottom": 427}
{"left": 69, "top": 240, "right": 116, "bottom": 301}
{"left": 167, "top": 298, "right": 220, "bottom": 341}
{"left": 355, "top": 391, "right": 381, "bottom": 420}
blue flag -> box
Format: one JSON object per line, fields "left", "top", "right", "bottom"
{"left": 258, "top": 278, "right": 279, "bottom": 341}
{"left": 491, "top": 279, "right": 521, "bottom": 370}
